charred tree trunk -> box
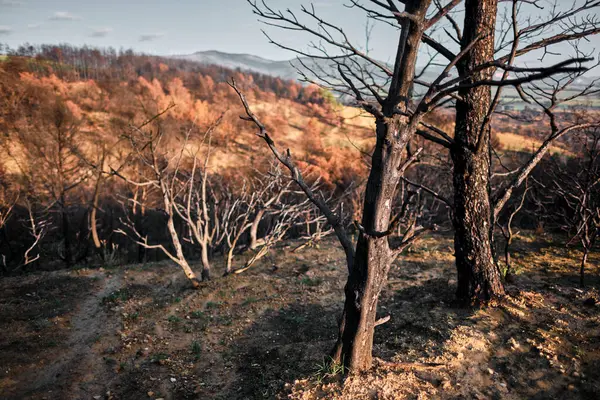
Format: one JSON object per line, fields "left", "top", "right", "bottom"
{"left": 331, "top": 0, "right": 429, "bottom": 370}
{"left": 60, "top": 195, "right": 72, "bottom": 268}
{"left": 331, "top": 119, "right": 407, "bottom": 370}
{"left": 237, "top": 0, "right": 435, "bottom": 373}
{"left": 504, "top": 236, "right": 512, "bottom": 277}
{"left": 452, "top": 0, "right": 505, "bottom": 303}
{"left": 580, "top": 249, "right": 588, "bottom": 288}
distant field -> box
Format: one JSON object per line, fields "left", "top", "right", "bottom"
{"left": 496, "top": 132, "right": 571, "bottom": 155}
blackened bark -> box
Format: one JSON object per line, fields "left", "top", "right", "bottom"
{"left": 452, "top": 0, "right": 505, "bottom": 302}
{"left": 60, "top": 195, "right": 72, "bottom": 268}
{"left": 329, "top": 0, "right": 431, "bottom": 371}
{"left": 332, "top": 118, "right": 406, "bottom": 370}
{"left": 580, "top": 250, "right": 588, "bottom": 288}
{"left": 504, "top": 236, "right": 512, "bottom": 278}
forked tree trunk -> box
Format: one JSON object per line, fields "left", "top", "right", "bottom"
{"left": 162, "top": 185, "right": 201, "bottom": 288}
{"left": 452, "top": 0, "right": 505, "bottom": 302}
{"left": 329, "top": 0, "right": 430, "bottom": 371}
{"left": 331, "top": 120, "right": 406, "bottom": 370}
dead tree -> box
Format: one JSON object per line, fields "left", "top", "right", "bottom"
{"left": 114, "top": 110, "right": 223, "bottom": 287}
{"left": 237, "top": 0, "right": 593, "bottom": 371}
{"left": 10, "top": 99, "right": 91, "bottom": 267}
{"left": 18, "top": 198, "right": 48, "bottom": 269}
{"left": 222, "top": 185, "right": 257, "bottom": 275}
{"left": 233, "top": 192, "right": 320, "bottom": 275}
{"left": 173, "top": 124, "right": 224, "bottom": 281}
{"left": 497, "top": 179, "right": 529, "bottom": 279}
{"left": 542, "top": 128, "right": 600, "bottom": 287}
{"left": 388, "top": 0, "right": 600, "bottom": 302}
{"left": 292, "top": 208, "right": 335, "bottom": 253}
{"left": 246, "top": 165, "right": 294, "bottom": 251}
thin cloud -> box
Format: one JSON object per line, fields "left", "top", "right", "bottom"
{"left": 0, "top": 26, "right": 12, "bottom": 35}
{"left": 139, "top": 32, "right": 164, "bottom": 42}
{"left": 50, "top": 11, "right": 82, "bottom": 21}
{"left": 27, "top": 23, "right": 41, "bottom": 29}
{"left": 90, "top": 27, "right": 112, "bottom": 37}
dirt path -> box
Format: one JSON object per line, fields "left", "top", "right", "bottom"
{"left": 12, "top": 271, "right": 124, "bottom": 399}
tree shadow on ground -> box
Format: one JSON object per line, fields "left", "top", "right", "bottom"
{"left": 375, "top": 277, "right": 476, "bottom": 362}
{"left": 220, "top": 302, "right": 340, "bottom": 400}
{"left": 500, "top": 269, "right": 600, "bottom": 399}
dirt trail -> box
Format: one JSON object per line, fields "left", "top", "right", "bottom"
{"left": 14, "top": 271, "right": 124, "bottom": 400}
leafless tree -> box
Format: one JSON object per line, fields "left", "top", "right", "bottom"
{"left": 246, "top": 165, "right": 295, "bottom": 251}
{"left": 222, "top": 185, "right": 257, "bottom": 275}
{"left": 292, "top": 208, "right": 335, "bottom": 253}
{"left": 234, "top": 167, "right": 331, "bottom": 274}
{"left": 497, "top": 178, "right": 529, "bottom": 279}
{"left": 19, "top": 198, "right": 48, "bottom": 269}
{"left": 172, "top": 122, "right": 225, "bottom": 281}
{"left": 114, "top": 109, "right": 224, "bottom": 287}
{"left": 541, "top": 128, "right": 600, "bottom": 287}
{"left": 236, "top": 0, "right": 597, "bottom": 370}
{"left": 7, "top": 99, "right": 92, "bottom": 267}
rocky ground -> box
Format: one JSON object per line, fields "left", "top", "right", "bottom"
{"left": 1, "top": 232, "right": 599, "bottom": 399}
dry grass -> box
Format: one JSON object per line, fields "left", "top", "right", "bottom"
{"left": 496, "top": 132, "right": 570, "bottom": 155}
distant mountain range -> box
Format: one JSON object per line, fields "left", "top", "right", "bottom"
{"left": 171, "top": 50, "right": 599, "bottom": 105}
{"left": 172, "top": 50, "right": 309, "bottom": 81}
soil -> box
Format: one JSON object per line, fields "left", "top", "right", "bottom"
{"left": 0, "top": 232, "right": 598, "bottom": 399}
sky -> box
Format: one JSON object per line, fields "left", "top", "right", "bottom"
{"left": 0, "top": 0, "right": 598, "bottom": 67}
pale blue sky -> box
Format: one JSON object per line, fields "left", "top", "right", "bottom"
{"left": 0, "top": 0, "right": 598, "bottom": 67}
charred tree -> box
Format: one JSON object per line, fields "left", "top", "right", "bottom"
{"left": 238, "top": 0, "right": 434, "bottom": 372}
{"left": 451, "top": 0, "right": 505, "bottom": 302}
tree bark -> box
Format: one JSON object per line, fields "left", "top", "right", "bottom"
{"left": 162, "top": 183, "right": 201, "bottom": 288}
{"left": 580, "top": 249, "right": 588, "bottom": 288}
{"left": 452, "top": 0, "right": 505, "bottom": 303}
{"left": 331, "top": 120, "right": 404, "bottom": 370}
{"left": 200, "top": 238, "right": 211, "bottom": 281}
{"left": 90, "top": 173, "right": 103, "bottom": 250}
{"left": 249, "top": 208, "right": 266, "bottom": 250}
{"left": 329, "top": 0, "right": 431, "bottom": 371}
{"left": 60, "top": 194, "right": 72, "bottom": 267}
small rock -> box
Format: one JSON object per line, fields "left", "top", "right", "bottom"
{"left": 93, "top": 396, "right": 101, "bottom": 400}
{"left": 170, "top": 377, "right": 176, "bottom": 382}
{"left": 487, "top": 368, "right": 495, "bottom": 375}
{"left": 147, "top": 391, "right": 154, "bottom": 397}
{"left": 573, "top": 371, "right": 580, "bottom": 378}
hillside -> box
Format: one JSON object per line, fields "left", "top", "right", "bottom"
{"left": 1, "top": 233, "right": 598, "bottom": 399}
{"left": 171, "top": 51, "right": 600, "bottom": 110}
